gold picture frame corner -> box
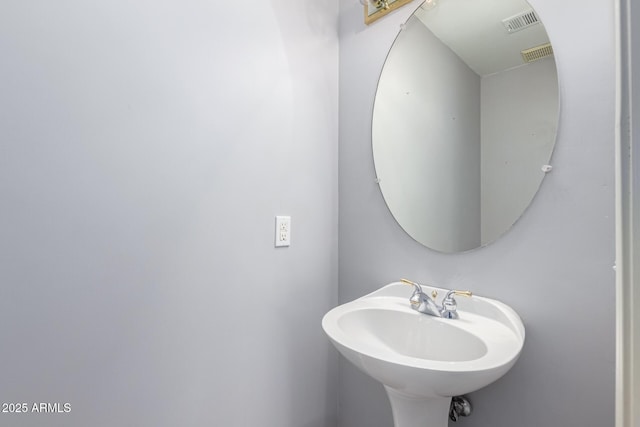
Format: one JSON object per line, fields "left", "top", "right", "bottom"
{"left": 364, "top": 0, "right": 414, "bottom": 25}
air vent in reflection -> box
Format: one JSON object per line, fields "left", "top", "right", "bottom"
{"left": 521, "top": 43, "right": 554, "bottom": 63}
{"left": 502, "top": 10, "right": 539, "bottom": 33}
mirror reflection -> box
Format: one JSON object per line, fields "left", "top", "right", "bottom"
{"left": 372, "top": 0, "right": 559, "bottom": 253}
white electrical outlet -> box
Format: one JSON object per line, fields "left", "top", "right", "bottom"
{"left": 275, "top": 216, "right": 291, "bottom": 247}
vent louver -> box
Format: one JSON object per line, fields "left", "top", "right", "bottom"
{"left": 521, "top": 43, "right": 554, "bottom": 63}
{"left": 502, "top": 10, "right": 539, "bottom": 33}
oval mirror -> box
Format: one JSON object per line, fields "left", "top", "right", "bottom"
{"left": 372, "top": 0, "right": 559, "bottom": 253}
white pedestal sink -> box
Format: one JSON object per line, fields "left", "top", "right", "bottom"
{"left": 322, "top": 281, "right": 525, "bottom": 427}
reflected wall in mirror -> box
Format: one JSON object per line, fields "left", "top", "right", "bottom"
{"left": 372, "top": 0, "right": 559, "bottom": 253}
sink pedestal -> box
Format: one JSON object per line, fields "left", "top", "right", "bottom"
{"left": 385, "top": 387, "right": 451, "bottom": 427}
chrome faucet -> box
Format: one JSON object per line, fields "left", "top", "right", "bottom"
{"left": 400, "top": 278, "right": 472, "bottom": 319}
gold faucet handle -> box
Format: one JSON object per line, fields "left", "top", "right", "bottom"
{"left": 401, "top": 279, "right": 440, "bottom": 301}
{"left": 400, "top": 278, "right": 417, "bottom": 286}
{"left": 401, "top": 279, "right": 426, "bottom": 303}
{"left": 451, "top": 290, "right": 472, "bottom": 298}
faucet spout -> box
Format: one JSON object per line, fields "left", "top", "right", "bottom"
{"left": 400, "top": 279, "right": 473, "bottom": 319}
{"left": 400, "top": 278, "right": 442, "bottom": 317}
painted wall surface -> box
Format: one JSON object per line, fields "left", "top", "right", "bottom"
{"left": 619, "top": 0, "right": 640, "bottom": 422}
{"left": 339, "top": 1, "right": 615, "bottom": 427}
{"left": 0, "top": 1, "right": 339, "bottom": 426}
{"left": 372, "top": 16, "right": 481, "bottom": 252}
{"left": 481, "top": 58, "right": 559, "bottom": 244}
{"left": 632, "top": 0, "right": 640, "bottom": 418}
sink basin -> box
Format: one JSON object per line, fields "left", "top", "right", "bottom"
{"left": 322, "top": 281, "right": 524, "bottom": 427}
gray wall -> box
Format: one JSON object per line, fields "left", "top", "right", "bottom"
{"left": 620, "top": 0, "right": 640, "bottom": 419}
{"left": 632, "top": 0, "right": 640, "bottom": 414}
{"left": 633, "top": 0, "right": 640, "bottom": 410}
{"left": 339, "top": 1, "right": 615, "bottom": 427}
{"left": 0, "top": 1, "right": 339, "bottom": 426}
